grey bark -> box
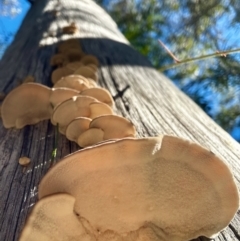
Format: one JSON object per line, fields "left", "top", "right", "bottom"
{"left": 0, "top": 0, "right": 239, "bottom": 240}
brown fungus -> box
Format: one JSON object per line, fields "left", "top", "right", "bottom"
{"left": 80, "top": 55, "right": 99, "bottom": 66}
{"left": 66, "top": 61, "right": 83, "bottom": 71}
{"left": 38, "top": 136, "right": 239, "bottom": 241}
{"left": 89, "top": 102, "right": 114, "bottom": 119}
{"left": 62, "top": 22, "right": 78, "bottom": 34}
{"left": 58, "top": 39, "right": 80, "bottom": 53}
{"left": 74, "top": 66, "right": 98, "bottom": 82}
{"left": 80, "top": 87, "right": 114, "bottom": 107}
{"left": 49, "top": 87, "right": 79, "bottom": 108}
{"left": 1, "top": 83, "right": 52, "bottom": 129}
{"left": 19, "top": 194, "right": 93, "bottom": 241}
{"left": 53, "top": 75, "right": 97, "bottom": 91}
{"left": 51, "top": 95, "right": 98, "bottom": 134}
{"left": 66, "top": 117, "right": 91, "bottom": 143}
{"left": 19, "top": 157, "right": 31, "bottom": 166}
{"left": 89, "top": 114, "right": 136, "bottom": 140}
{"left": 51, "top": 67, "right": 73, "bottom": 84}
{"left": 77, "top": 128, "right": 104, "bottom": 147}
{"left": 50, "top": 53, "right": 66, "bottom": 66}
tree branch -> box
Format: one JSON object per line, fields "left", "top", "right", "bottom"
{"left": 159, "top": 48, "right": 240, "bottom": 71}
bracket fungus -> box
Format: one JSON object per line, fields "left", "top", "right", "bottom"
{"left": 66, "top": 61, "right": 83, "bottom": 71}
{"left": 49, "top": 87, "right": 79, "bottom": 108}
{"left": 23, "top": 75, "right": 35, "bottom": 83}
{"left": 50, "top": 53, "right": 66, "bottom": 66}
{"left": 51, "top": 95, "right": 99, "bottom": 134}
{"left": 64, "top": 49, "right": 85, "bottom": 63}
{"left": 66, "top": 117, "right": 91, "bottom": 142}
{"left": 38, "top": 136, "right": 239, "bottom": 241}
{"left": 77, "top": 127, "right": 104, "bottom": 147}
{"left": 89, "top": 114, "right": 136, "bottom": 140}
{"left": 85, "top": 64, "right": 98, "bottom": 72}
{"left": 19, "top": 194, "right": 94, "bottom": 241}
{"left": 53, "top": 75, "right": 97, "bottom": 91}
{"left": 1, "top": 83, "right": 52, "bottom": 128}
{"left": 58, "top": 39, "right": 81, "bottom": 53}
{"left": 80, "top": 87, "right": 114, "bottom": 106}
{"left": 62, "top": 22, "right": 78, "bottom": 35}
{"left": 19, "top": 157, "right": 31, "bottom": 166}
{"left": 74, "top": 66, "right": 98, "bottom": 82}
{"left": 51, "top": 67, "right": 73, "bottom": 84}
{"left": 89, "top": 102, "right": 114, "bottom": 119}
{"left": 80, "top": 55, "right": 99, "bottom": 66}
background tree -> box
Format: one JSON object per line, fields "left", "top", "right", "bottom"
{"left": 96, "top": 0, "right": 240, "bottom": 141}
{"left": 0, "top": 0, "right": 239, "bottom": 240}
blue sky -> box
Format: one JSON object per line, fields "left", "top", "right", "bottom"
{"left": 0, "top": 0, "right": 30, "bottom": 57}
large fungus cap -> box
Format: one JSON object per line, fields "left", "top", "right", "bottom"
{"left": 80, "top": 87, "right": 114, "bottom": 107}
{"left": 19, "top": 193, "right": 93, "bottom": 241}
{"left": 51, "top": 67, "right": 73, "bottom": 84}
{"left": 39, "top": 136, "right": 239, "bottom": 241}
{"left": 53, "top": 75, "right": 96, "bottom": 91}
{"left": 49, "top": 87, "right": 79, "bottom": 108}
{"left": 1, "top": 83, "right": 52, "bottom": 128}
{"left": 89, "top": 114, "right": 136, "bottom": 140}
{"left": 74, "top": 66, "right": 98, "bottom": 82}
{"left": 66, "top": 117, "right": 91, "bottom": 142}
{"left": 52, "top": 95, "right": 98, "bottom": 134}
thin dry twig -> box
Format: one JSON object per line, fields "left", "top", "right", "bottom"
{"left": 159, "top": 48, "right": 240, "bottom": 71}
{"left": 158, "top": 39, "right": 180, "bottom": 63}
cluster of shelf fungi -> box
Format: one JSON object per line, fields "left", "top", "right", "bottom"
{"left": 1, "top": 39, "right": 239, "bottom": 241}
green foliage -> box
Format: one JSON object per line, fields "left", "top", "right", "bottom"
{"left": 96, "top": 0, "right": 240, "bottom": 141}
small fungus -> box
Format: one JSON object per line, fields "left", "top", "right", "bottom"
{"left": 89, "top": 102, "right": 114, "bottom": 119}
{"left": 64, "top": 49, "right": 85, "bottom": 63}
{"left": 66, "top": 117, "right": 91, "bottom": 143}
{"left": 74, "top": 66, "right": 98, "bottom": 82}
{"left": 49, "top": 87, "right": 79, "bottom": 108}
{"left": 53, "top": 75, "right": 97, "bottom": 91}
{"left": 19, "top": 157, "right": 31, "bottom": 166}
{"left": 50, "top": 54, "right": 66, "bottom": 66}
{"left": 80, "top": 55, "right": 99, "bottom": 66}
{"left": 62, "top": 22, "right": 78, "bottom": 35}
{"left": 80, "top": 87, "right": 114, "bottom": 106}
{"left": 23, "top": 76, "right": 35, "bottom": 83}
{"left": 77, "top": 128, "right": 104, "bottom": 147}
{"left": 89, "top": 114, "right": 136, "bottom": 140}
{"left": 1, "top": 83, "right": 52, "bottom": 129}
{"left": 66, "top": 61, "right": 83, "bottom": 71}
{"left": 51, "top": 67, "right": 73, "bottom": 84}
{"left": 58, "top": 39, "right": 80, "bottom": 53}
{"left": 85, "top": 64, "right": 98, "bottom": 72}
{"left": 51, "top": 95, "right": 98, "bottom": 134}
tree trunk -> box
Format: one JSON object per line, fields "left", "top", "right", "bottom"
{"left": 0, "top": 0, "right": 239, "bottom": 240}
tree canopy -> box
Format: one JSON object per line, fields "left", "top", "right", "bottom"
{"left": 96, "top": 0, "right": 240, "bottom": 141}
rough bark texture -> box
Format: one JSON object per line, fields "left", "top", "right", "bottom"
{"left": 0, "top": 0, "right": 239, "bottom": 240}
